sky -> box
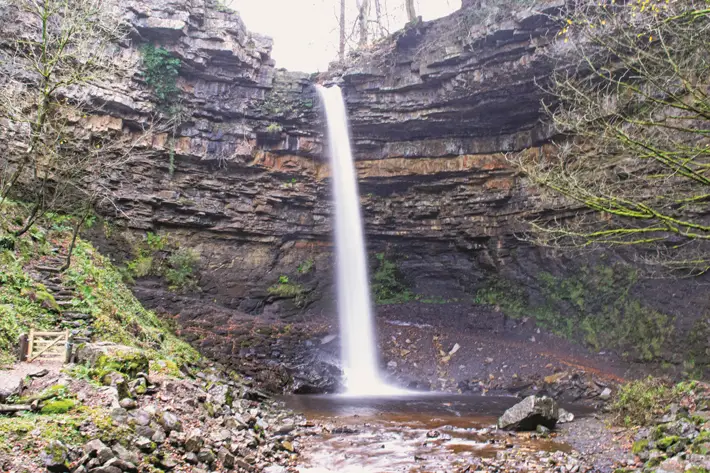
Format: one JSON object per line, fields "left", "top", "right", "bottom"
{"left": 229, "top": 0, "right": 461, "bottom": 72}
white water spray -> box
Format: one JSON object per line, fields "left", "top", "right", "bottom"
{"left": 317, "top": 85, "right": 399, "bottom": 396}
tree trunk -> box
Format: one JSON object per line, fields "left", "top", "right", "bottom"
{"left": 339, "top": 0, "right": 346, "bottom": 62}
{"left": 374, "top": 0, "right": 385, "bottom": 37}
{"left": 59, "top": 212, "right": 88, "bottom": 272}
{"left": 405, "top": 0, "right": 416, "bottom": 23}
{"left": 358, "top": 0, "right": 370, "bottom": 48}
{"left": 13, "top": 201, "right": 42, "bottom": 237}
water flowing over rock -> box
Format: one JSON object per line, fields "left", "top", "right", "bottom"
{"left": 318, "top": 85, "right": 391, "bottom": 395}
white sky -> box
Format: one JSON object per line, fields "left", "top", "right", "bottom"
{"left": 229, "top": 0, "right": 461, "bottom": 72}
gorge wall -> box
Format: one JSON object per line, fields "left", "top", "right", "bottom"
{"left": 2, "top": 0, "right": 707, "bottom": 374}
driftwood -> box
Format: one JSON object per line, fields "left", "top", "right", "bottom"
{"left": 0, "top": 404, "right": 32, "bottom": 413}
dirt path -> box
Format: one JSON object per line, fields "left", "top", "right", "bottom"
{"left": 0, "top": 361, "right": 63, "bottom": 397}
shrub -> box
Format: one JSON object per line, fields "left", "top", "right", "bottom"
{"left": 164, "top": 248, "right": 200, "bottom": 292}
{"left": 611, "top": 378, "right": 697, "bottom": 426}
{"left": 371, "top": 253, "right": 413, "bottom": 304}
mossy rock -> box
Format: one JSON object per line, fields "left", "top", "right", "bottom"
{"left": 76, "top": 343, "right": 149, "bottom": 380}
{"left": 94, "top": 351, "right": 149, "bottom": 380}
{"left": 40, "top": 399, "right": 78, "bottom": 415}
{"left": 632, "top": 439, "right": 649, "bottom": 454}
{"left": 656, "top": 435, "right": 687, "bottom": 454}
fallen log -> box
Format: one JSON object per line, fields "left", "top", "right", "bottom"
{"left": 0, "top": 404, "right": 32, "bottom": 414}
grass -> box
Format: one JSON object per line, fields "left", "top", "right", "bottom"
{"left": 610, "top": 377, "right": 698, "bottom": 426}
{"left": 0, "top": 201, "right": 200, "bottom": 370}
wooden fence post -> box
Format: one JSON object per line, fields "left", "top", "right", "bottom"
{"left": 18, "top": 333, "right": 28, "bottom": 362}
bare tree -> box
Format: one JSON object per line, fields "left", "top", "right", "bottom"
{"left": 0, "top": 0, "right": 164, "bottom": 269}
{"left": 405, "top": 0, "right": 417, "bottom": 23}
{"left": 357, "top": 0, "right": 370, "bottom": 47}
{"left": 0, "top": 0, "right": 127, "bottom": 238}
{"left": 339, "top": 0, "right": 346, "bottom": 62}
{"left": 513, "top": 0, "right": 710, "bottom": 274}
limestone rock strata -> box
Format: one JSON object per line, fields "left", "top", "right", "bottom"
{"left": 337, "top": 0, "right": 566, "bottom": 159}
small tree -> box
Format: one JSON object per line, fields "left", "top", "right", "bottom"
{"left": 0, "top": 0, "right": 157, "bottom": 270}
{"left": 514, "top": 0, "right": 710, "bottom": 274}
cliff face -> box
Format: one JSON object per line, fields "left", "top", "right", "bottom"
{"left": 91, "top": 0, "right": 575, "bottom": 314}
{"left": 2, "top": 0, "right": 707, "bottom": 372}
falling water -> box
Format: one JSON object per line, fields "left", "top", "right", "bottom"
{"left": 317, "top": 85, "right": 397, "bottom": 396}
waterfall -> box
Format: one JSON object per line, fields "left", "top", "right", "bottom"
{"left": 317, "top": 85, "right": 397, "bottom": 396}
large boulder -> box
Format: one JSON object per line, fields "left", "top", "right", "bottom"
{"left": 498, "top": 395, "right": 559, "bottom": 431}
{"left": 75, "top": 342, "right": 149, "bottom": 379}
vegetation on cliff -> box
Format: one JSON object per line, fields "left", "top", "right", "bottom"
{"left": 515, "top": 0, "right": 710, "bottom": 274}
{"left": 0, "top": 200, "right": 199, "bottom": 368}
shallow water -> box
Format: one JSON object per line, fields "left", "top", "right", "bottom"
{"left": 284, "top": 394, "right": 585, "bottom": 473}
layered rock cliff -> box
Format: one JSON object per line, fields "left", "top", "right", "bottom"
{"left": 2, "top": 0, "right": 707, "bottom": 376}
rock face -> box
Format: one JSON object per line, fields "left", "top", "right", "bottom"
{"left": 498, "top": 395, "right": 559, "bottom": 431}
{"left": 1, "top": 0, "right": 708, "bottom": 373}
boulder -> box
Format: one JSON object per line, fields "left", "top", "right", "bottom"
{"left": 112, "top": 444, "right": 139, "bottom": 465}
{"left": 498, "top": 395, "right": 559, "bottom": 431}
{"left": 41, "top": 441, "right": 69, "bottom": 473}
{"left": 75, "top": 342, "right": 149, "bottom": 379}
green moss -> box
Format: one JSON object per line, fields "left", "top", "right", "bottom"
{"left": 632, "top": 439, "right": 649, "bottom": 454}
{"left": 475, "top": 264, "right": 675, "bottom": 361}
{"left": 656, "top": 436, "right": 682, "bottom": 450}
{"left": 40, "top": 399, "right": 78, "bottom": 415}
{"left": 611, "top": 377, "right": 687, "bottom": 426}
{"left": 268, "top": 275, "right": 308, "bottom": 307}
{"left": 94, "top": 351, "right": 149, "bottom": 380}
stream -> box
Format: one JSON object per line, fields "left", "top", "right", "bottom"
{"left": 283, "top": 394, "right": 593, "bottom": 473}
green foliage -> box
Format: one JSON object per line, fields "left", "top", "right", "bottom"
{"left": 372, "top": 253, "right": 414, "bottom": 304}
{"left": 93, "top": 351, "right": 150, "bottom": 380}
{"left": 123, "top": 232, "right": 200, "bottom": 293}
{"left": 632, "top": 439, "right": 649, "bottom": 454}
{"left": 297, "top": 259, "right": 314, "bottom": 274}
{"left": 0, "top": 248, "right": 57, "bottom": 366}
{"left": 164, "top": 248, "right": 200, "bottom": 292}
{"left": 141, "top": 44, "right": 181, "bottom": 108}
{"left": 215, "top": 0, "right": 235, "bottom": 12}
{"left": 268, "top": 276, "right": 307, "bottom": 307}
{"left": 265, "top": 122, "right": 283, "bottom": 134}
{"left": 475, "top": 265, "right": 674, "bottom": 361}
{"left": 611, "top": 378, "right": 697, "bottom": 426}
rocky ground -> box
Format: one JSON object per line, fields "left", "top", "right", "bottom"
{"left": 0, "top": 344, "right": 307, "bottom": 473}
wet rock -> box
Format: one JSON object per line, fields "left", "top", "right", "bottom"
{"left": 536, "top": 424, "right": 551, "bottom": 437}
{"left": 558, "top": 408, "right": 575, "bottom": 424}
{"left": 498, "top": 395, "right": 559, "bottom": 431}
